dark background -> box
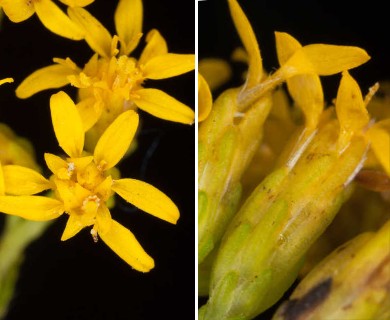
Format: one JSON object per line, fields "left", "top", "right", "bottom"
{"left": 0, "top": 1, "right": 194, "bottom": 319}
{"left": 199, "top": 0, "right": 389, "bottom": 319}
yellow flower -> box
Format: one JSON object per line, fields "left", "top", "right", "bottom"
{"left": 336, "top": 71, "right": 390, "bottom": 175}
{"left": 0, "top": 0, "right": 93, "bottom": 40}
{"left": 16, "top": 0, "right": 195, "bottom": 145}
{"left": 0, "top": 91, "right": 179, "bottom": 272}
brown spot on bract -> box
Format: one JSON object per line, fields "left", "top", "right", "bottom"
{"left": 355, "top": 169, "right": 390, "bottom": 192}
{"left": 281, "top": 277, "right": 332, "bottom": 320}
{"left": 306, "top": 153, "right": 315, "bottom": 161}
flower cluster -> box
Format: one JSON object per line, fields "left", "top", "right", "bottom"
{"left": 198, "top": 0, "right": 389, "bottom": 319}
{"left": 15, "top": 0, "right": 195, "bottom": 149}
{"left": 0, "top": 0, "right": 194, "bottom": 274}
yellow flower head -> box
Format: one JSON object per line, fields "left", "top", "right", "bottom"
{"left": 0, "top": 0, "right": 93, "bottom": 39}
{"left": 0, "top": 91, "right": 179, "bottom": 272}
{"left": 16, "top": 0, "right": 195, "bottom": 143}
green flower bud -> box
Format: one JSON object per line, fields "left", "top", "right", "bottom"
{"left": 198, "top": 88, "right": 272, "bottom": 264}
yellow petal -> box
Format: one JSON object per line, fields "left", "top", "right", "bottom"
{"left": 72, "top": 156, "right": 94, "bottom": 170}
{"left": 94, "top": 110, "right": 139, "bottom": 170}
{"left": 114, "top": 0, "right": 143, "bottom": 55}
{"left": 59, "top": 0, "right": 94, "bottom": 7}
{"left": 0, "top": 0, "right": 35, "bottom": 22}
{"left": 133, "top": 88, "right": 195, "bottom": 124}
{"left": 95, "top": 205, "right": 112, "bottom": 235}
{"left": 198, "top": 58, "right": 232, "bottom": 91}
{"left": 336, "top": 71, "right": 369, "bottom": 135}
{"left": 67, "top": 6, "right": 112, "bottom": 57}
{"left": 198, "top": 73, "right": 213, "bottom": 122}
{"left": 139, "top": 29, "right": 168, "bottom": 65}
{"left": 275, "top": 33, "right": 324, "bottom": 128}
{"left": 61, "top": 213, "right": 85, "bottom": 241}
{"left": 76, "top": 98, "right": 103, "bottom": 132}
{"left": 112, "top": 178, "right": 179, "bottom": 224}
{"left": 55, "top": 180, "right": 90, "bottom": 211}
{"left": 95, "top": 176, "right": 114, "bottom": 202}
{"left": 2, "top": 165, "right": 51, "bottom": 195}
{"left": 34, "top": 0, "right": 85, "bottom": 40}
{"left": 0, "top": 195, "right": 64, "bottom": 221}
{"left": 142, "top": 54, "right": 195, "bottom": 80}
{"left": 275, "top": 31, "right": 302, "bottom": 65}
{"left": 0, "top": 78, "right": 14, "bottom": 86}
{"left": 99, "top": 219, "right": 154, "bottom": 272}
{"left": 283, "top": 44, "right": 370, "bottom": 77}
{"left": 0, "top": 163, "right": 4, "bottom": 196}
{"left": 53, "top": 57, "right": 81, "bottom": 72}
{"left": 287, "top": 74, "right": 324, "bottom": 129}
{"left": 45, "top": 154, "right": 94, "bottom": 180}
{"left": 44, "top": 153, "right": 68, "bottom": 175}
{"left": 16, "top": 64, "right": 74, "bottom": 99}
{"left": 50, "top": 91, "right": 85, "bottom": 158}
{"left": 302, "top": 44, "right": 370, "bottom": 75}
{"left": 228, "top": 0, "right": 262, "bottom": 88}
{"left": 367, "top": 120, "right": 390, "bottom": 175}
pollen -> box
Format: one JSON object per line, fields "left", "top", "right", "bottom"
{"left": 90, "top": 228, "right": 99, "bottom": 243}
{"left": 67, "top": 162, "right": 75, "bottom": 175}
{"left": 82, "top": 195, "right": 101, "bottom": 210}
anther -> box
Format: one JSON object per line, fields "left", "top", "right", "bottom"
{"left": 90, "top": 228, "right": 99, "bottom": 243}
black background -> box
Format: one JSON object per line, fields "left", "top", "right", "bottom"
{"left": 0, "top": 1, "right": 194, "bottom": 319}
{"left": 199, "top": 0, "right": 389, "bottom": 319}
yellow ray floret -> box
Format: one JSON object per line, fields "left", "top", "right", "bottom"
{"left": 275, "top": 32, "right": 324, "bottom": 130}
{"left": 228, "top": 0, "right": 262, "bottom": 89}
{"left": 0, "top": 196, "right": 64, "bottom": 221}
{"left": 2, "top": 165, "right": 52, "bottom": 195}
{"left": 50, "top": 91, "right": 85, "bottom": 158}
{"left": 114, "top": 0, "right": 143, "bottom": 55}
{"left": 198, "top": 73, "right": 213, "bottom": 122}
